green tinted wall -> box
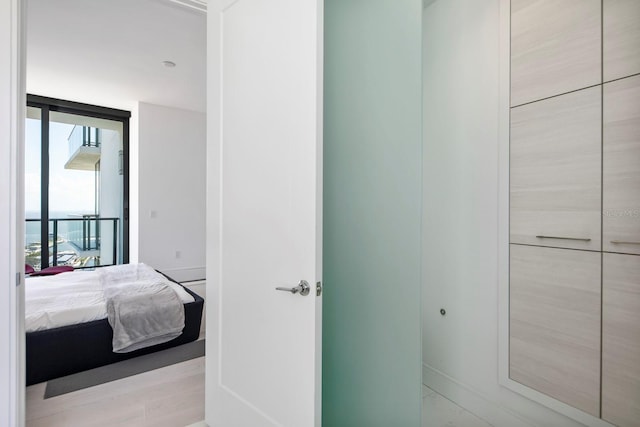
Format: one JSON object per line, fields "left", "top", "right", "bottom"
{"left": 322, "top": 1, "right": 423, "bottom": 425}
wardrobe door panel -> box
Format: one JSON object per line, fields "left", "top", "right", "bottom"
{"left": 511, "top": 87, "right": 601, "bottom": 251}
{"left": 510, "top": 244, "right": 601, "bottom": 417}
{"left": 604, "top": 0, "right": 640, "bottom": 82}
{"left": 604, "top": 75, "right": 640, "bottom": 255}
{"left": 602, "top": 253, "right": 640, "bottom": 427}
{"left": 511, "top": 0, "right": 601, "bottom": 106}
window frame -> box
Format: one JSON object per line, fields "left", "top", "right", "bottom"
{"left": 26, "top": 94, "right": 131, "bottom": 268}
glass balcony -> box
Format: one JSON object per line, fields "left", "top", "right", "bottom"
{"left": 25, "top": 216, "right": 119, "bottom": 271}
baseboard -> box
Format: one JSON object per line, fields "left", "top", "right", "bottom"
{"left": 182, "top": 279, "right": 206, "bottom": 287}
{"left": 422, "top": 363, "right": 536, "bottom": 427}
{"left": 160, "top": 266, "right": 206, "bottom": 283}
{"left": 182, "top": 280, "right": 206, "bottom": 298}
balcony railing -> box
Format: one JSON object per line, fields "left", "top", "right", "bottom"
{"left": 25, "top": 216, "right": 119, "bottom": 271}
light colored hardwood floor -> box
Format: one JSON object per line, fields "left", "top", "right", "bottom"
{"left": 27, "top": 355, "right": 490, "bottom": 427}
{"left": 26, "top": 356, "right": 204, "bottom": 427}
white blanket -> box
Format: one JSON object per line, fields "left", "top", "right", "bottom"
{"left": 25, "top": 265, "right": 194, "bottom": 333}
{"left": 25, "top": 270, "right": 107, "bottom": 333}
{"left": 99, "top": 264, "right": 186, "bottom": 353}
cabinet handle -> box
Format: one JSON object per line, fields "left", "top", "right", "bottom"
{"left": 535, "top": 235, "right": 591, "bottom": 242}
{"left": 610, "top": 240, "right": 640, "bottom": 245}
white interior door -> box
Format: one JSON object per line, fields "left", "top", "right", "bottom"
{"left": 206, "top": 0, "right": 323, "bottom": 426}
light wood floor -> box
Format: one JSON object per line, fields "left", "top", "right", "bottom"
{"left": 26, "top": 356, "right": 491, "bottom": 427}
{"left": 26, "top": 356, "right": 204, "bottom": 427}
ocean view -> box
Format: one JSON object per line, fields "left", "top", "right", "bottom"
{"left": 25, "top": 211, "right": 93, "bottom": 245}
{"left": 25, "top": 211, "right": 101, "bottom": 269}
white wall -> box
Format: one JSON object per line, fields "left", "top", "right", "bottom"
{"left": 0, "top": 0, "right": 24, "bottom": 426}
{"left": 422, "top": 1, "right": 598, "bottom": 426}
{"left": 138, "top": 102, "right": 206, "bottom": 282}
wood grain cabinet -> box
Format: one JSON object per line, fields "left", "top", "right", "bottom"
{"left": 510, "top": 1, "right": 640, "bottom": 423}
{"left": 602, "top": 253, "right": 640, "bottom": 427}
{"left": 510, "top": 244, "right": 601, "bottom": 417}
{"left": 510, "top": 87, "right": 602, "bottom": 251}
{"left": 604, "top": 75, "right": 640, "bottom": 255}
{"left": 604, "top": 0, "right": 640, "bottom": 82}
{"left": 511, "top": 0, "right": 601, "bottom": 106}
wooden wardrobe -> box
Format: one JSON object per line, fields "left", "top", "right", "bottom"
{"left": 509, "top": 1, "right": 640, "bottom": 425}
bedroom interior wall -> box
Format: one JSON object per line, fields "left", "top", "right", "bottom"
{"left": 421, "top": 1, "right": 591, "bottom": 426}
{"left": 137, "top": 102, "right": 206, "bottom": 282}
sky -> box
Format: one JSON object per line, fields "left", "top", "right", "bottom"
{"left": 25, "top": 118, "right": 96, "bottom": 217}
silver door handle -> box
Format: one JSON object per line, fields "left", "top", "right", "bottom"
{"left": 610, "top": 240, "right": 640, "bottom": 245}
{"left": 276, "top": 280, "right": 310, "bottom": 296}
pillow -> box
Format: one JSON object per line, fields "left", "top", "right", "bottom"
{"left": 30, "top": 265, "right": 74, "bottom": 277}
{"left": 25, "top": 264, "right": 35, "bottom": 275}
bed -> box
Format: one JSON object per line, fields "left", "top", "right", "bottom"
{"left": 25, "top": 264, "right": 204, "bottom": 386}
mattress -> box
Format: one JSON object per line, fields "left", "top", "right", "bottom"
{"left": 25, "top": 268, "right": 195, "bottom": 332}
{"left": 26, "top": 282, "right": 204, "bottom": 386}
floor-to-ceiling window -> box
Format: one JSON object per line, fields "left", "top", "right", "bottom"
{"left": 25, "top": 95, "right": 130, "bottom": 271}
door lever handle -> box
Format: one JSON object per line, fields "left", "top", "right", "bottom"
{"left": 276, "top": 280, "right": 310, "bottom": 296}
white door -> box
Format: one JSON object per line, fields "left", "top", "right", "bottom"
{"left": 206, "top": 0, "right": 323, "bottom": 426}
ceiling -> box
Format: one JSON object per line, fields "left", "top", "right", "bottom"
{"left": 26, "top": 0, "right": 207, "bottom": 112}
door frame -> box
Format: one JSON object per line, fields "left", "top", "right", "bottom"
{"left": 1, "top": 0, "right": 25, "bottom": 425}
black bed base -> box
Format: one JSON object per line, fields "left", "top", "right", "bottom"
{"left": 26, "top": 285, "right": 204, "bottom": 386}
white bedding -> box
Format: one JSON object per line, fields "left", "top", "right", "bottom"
{"left": 25, "top": 266, "right": 194, "bottom": 333}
